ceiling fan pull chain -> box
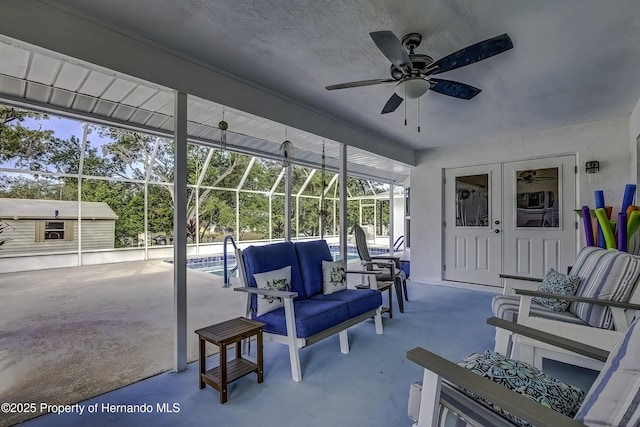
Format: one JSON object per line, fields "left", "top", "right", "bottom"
{"left": 417, "top": 98, "right": 421, "bottom": 133}
{"left": 404, "top": 83, "right": 407, "bottom": 126}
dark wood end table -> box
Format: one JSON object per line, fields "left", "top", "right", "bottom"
{"left": 195, "top": 317, "right": 265, "bottom": 403}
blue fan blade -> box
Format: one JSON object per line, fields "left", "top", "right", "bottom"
{"left": 431, "top": 34, "right": 513, "bottom": 75}
{"left": 429, "top": 79, "right": 481, "bottom": 100}
{"left": 381, "top": 93, "right": 404, "bottom": 114}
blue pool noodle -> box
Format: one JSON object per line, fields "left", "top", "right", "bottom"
{"left": 622, "top": 184, "right": 637, "bottom": 213}
{"left": 581, "top": 206, "right": 594, "bottom": 246}
{"left": 595, "top": 190, "right": 605, "bottom": 248}
{"left": 619, "top": 212, "right": 628, "bottom": 252}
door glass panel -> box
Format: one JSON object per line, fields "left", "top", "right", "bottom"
{"left": 455, "top": 174, "right": 489, "bottom": 226}
{"left": 516, "top": 167, "right": 559, "bottom": 228}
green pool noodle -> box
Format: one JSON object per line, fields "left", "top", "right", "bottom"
{"left": 595, "top": 208, "right": 616, "bottom": 249}
{"left": 628, "top": 211, "right": 640, "bottom": 241}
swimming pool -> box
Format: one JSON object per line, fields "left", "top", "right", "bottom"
{"left": 173, "top": 245, "right": 389, "bottom": 277}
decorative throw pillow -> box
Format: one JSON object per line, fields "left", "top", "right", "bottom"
{"left": 322, "top": 260, "right": 347, "bottom": 295}
{"left": 253, "top": 266, "right": 291, "bottom": 316}
{"left": 532, "top": 268, "right": 581, "bottom": 312}
{"left": 456, "top": 351, "right": 585, "bottom": 427}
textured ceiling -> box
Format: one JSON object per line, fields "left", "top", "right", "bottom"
{"left": 22, "top": 0, "right": 640, "bottom": 151}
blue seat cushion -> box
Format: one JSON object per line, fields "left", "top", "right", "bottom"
{"left": 254, "top": 299, "right": 349, "bottom": 338}
{"left": 294, "top": 240, "right": 333, "bottom": 298}
{"left": 311, "top": 289, "right": 381, "bottom": 318}
{"left": 243, "top": 242, "right": 306, "bottom": 307}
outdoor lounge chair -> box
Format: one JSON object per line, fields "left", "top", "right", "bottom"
{"left": 407, "top": 315, "right": 640, "bottom": 427}
{"left": 353, "top": 224, "right": 407, "bottom": 312}
{"left": 492, "top": 246, "right": 640, "bottom": 369}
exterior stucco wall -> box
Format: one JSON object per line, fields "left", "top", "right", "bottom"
{"left": 410, "top": 117, "right": 631, "bottom": 283}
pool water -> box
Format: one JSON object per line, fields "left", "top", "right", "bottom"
{"left": 177, "top": 245, "right": 390, "bottom": 277}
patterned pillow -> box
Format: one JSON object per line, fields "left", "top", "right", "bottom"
{"left": 253, "top": 266, "right": 291, "bottom": 316}
{"left": 456, "top": 351, "right": 585, "bottom": 427}
{"left": 532, "top": 268, "right": 581, "bottom": 312}
{"left": 321, "top": 260, "right": 347, "bottom": 295}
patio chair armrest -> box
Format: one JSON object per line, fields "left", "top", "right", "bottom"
{"left": 370, "top": 255, "right": 399, "bottom": 260}
{"left": 233, "top": 287, "right": 298, "bottom": 299}
{"left": 371, "top": 255, "right": 400, "bottom": 266}
{"left": 486, "top": 317, "right": 609, "bottom": 362}
{"left": 361, "top": 259, "right": 394, "bottom": 267}
{"left": 500, "top": 274, "right": 543, "bottom": 295}
{"left": 515, "top": 289, "right": 640, "bottom": 310}
{"left": 499, "top": 274, "right": 544, "bottom": 282}
{"left": 360, "top": 260, "right": 396, "bottom": 275}
{"left": 345, "top": 270, "right": 380, "bottom": 275}
{"left": 406, "top": 347, "right": 587, "bottom": 427}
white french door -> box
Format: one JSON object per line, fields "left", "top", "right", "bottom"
{"left": 502, "top": 156, "right": 576, "bottom": 277}
{"left": 444, "top": 156, "right": 576, "bottom": 286}
{"left": 444, "top": 164, "right": 502, "bottom": 284}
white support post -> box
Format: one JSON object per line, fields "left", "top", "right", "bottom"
{"left": 195, "top": 189, "right": 199, "bottom": 251}
{"left": 417, "top": 369, "right": 442, "bottom": 427}
{"left": 389, "top": 183, "right": 394, "bottom": 253}
{"left": 235, "top": 190, "right": 240, "bottom": 242}
{"left": 269, "top": 168, "right": 285, "bottom": 242}
{"left": 295, "top": 194, "right": 300, "bottom": 240}
{"left": 173, "top": 91, "right": 188, "bottom": 372}
{"left": 285, "top": 165, "right": 292, "bottom": 242}
{"left": 268, "top": 195, "right": 273, "bottom": 242}
{"left": 77, "top": 123, "right": 89, "bottom": 266}
{"left": 194, "top": 147, "right": 213, "bottom": 252}
{"left": 339, "top": 144, "right": 348, "bottom": 265}
{"left": 144, "top": 138, "right": 161, "bottom": 258}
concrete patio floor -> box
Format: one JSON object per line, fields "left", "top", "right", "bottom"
{"left": 0, "top": 259, "right": 247, "bottom": 426}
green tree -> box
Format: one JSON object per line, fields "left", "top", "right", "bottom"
{"left": 0, "top": 106, "right": 53, "bottom": 170}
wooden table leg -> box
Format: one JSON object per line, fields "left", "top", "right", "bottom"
{"left": 235, "top": 339, "right": 242, "bottom": 360}
{"left": 219, "top": 342, "right": 227, "bottom": 403}
{"left": 388, "top": 287, "right": 393, "bottom": 319}
{"left": 257, "top": 329, "right": 264, "bottom": 383}
{"left": 198, "top": 337, "right": 205, "bottom": 389}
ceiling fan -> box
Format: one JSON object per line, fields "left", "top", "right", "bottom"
{"left": 325, "top": 31, "right": 513, "bottom": 114}
{"left": 517, "top": 170, "right": 557, "bottom": 184}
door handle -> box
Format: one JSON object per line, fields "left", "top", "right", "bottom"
{"left": 494, "top": 220, "right": 500, "bottom": 225}
{"left": 494, "top": 229, "right": 500, "bottom": 233}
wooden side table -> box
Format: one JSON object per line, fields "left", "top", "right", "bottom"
{"left": 195, "top": 317, "right": 264, "bottom": 403}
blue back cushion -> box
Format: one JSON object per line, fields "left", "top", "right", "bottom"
{"left": 243, "top": 242, "right": 306, "bottom": 309}
{"left": 294, "top": 240, "right": 333, "bottom": 297}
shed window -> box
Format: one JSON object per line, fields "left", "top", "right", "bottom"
{"left": 45, "top": 221, "right": 65, "bottom": 240}
{"left": 35, "top": 220, "right": 74, "bottom": 242}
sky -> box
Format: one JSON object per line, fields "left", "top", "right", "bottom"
{"left": 1, "top": 113, "right": 108, "bottom": 170}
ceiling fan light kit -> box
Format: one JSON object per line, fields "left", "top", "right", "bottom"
{"left": 325, "top": 30, "right": 513, "bottom": 125}
{"left": 395, "top": 78, "right": 430, "bottom": 99}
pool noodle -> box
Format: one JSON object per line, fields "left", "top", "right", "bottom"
{"left": 618, "top": 212, "right": 628, "bottom": 252}
{"left": 622, "top": 184, "right": 637, "bottom": 213}
{"left": 581, "top": 206, "right": 594, "bottom": 246}
{"left": 595, "top": 208, "right": 616, "bottom": 249}
{"left": 628, "top": 211, "right": 640, "bottom": 240}
{"left": 605, "top": 206, "right": 613, "bottom": 219}
{"left": 595, "top": 191, "right": 605, "bottom": 248}
{"left": 627, "top": 205, "right": 640, "bottom": 218}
